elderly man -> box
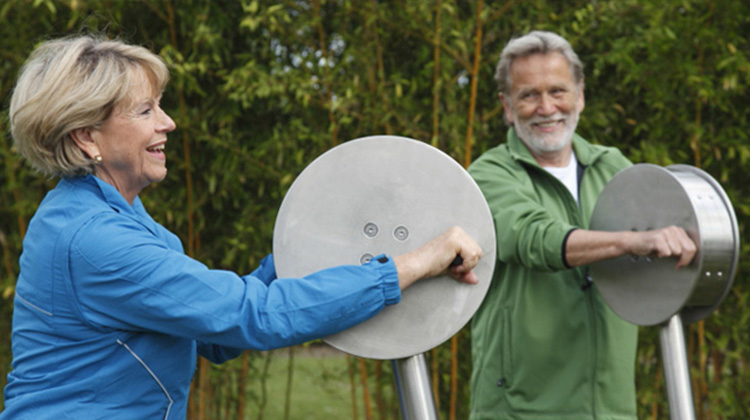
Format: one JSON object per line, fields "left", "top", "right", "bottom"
{"left": 468, "top": 31, "right": 696, "bottom": 420}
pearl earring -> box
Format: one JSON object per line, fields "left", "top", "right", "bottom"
{"left": 94, "top": 155, "right": 103, "bottom": 166}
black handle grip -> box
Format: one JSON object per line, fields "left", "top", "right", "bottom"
{"left": 450, "top": 255, "right": 463, "bottom": 267}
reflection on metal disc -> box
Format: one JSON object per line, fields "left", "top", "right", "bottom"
{"left": 590, "top": 164, "right": 739, "bottom": 326}
{"left": 273, "top": 136, "right": 495, "bottom": 359}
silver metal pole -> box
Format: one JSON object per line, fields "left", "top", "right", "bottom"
{"left": 392, "top": 353, "right": 439, "bottom": 420}
{"left": 659, "top": 314, "right": 696, "bottom": 420}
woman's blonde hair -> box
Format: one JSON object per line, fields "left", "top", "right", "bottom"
{"left": 9, "top": 35, "right": 169, "bottom": 178}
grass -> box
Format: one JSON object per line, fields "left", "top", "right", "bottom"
{"left": 257, "top": 345, "right": 363, "bottom": 420}
{"left": 207, "top": 344, "right": 404, "bottom": 420}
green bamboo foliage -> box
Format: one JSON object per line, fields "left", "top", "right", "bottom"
{"left": 1, "top": 0, "right": 749, "bottom": 418}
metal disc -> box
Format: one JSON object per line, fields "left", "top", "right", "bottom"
{"left": 273, "top": 135, "right": 495, "bottom": 359}
{"left": 589, "top": 164, "right": 738, "bottom": 326}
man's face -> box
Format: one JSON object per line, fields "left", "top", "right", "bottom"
{"left": 501, "top": 52, "right": 585, "bottom": 158}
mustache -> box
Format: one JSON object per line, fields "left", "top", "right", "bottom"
{"left": 527, "top": 113, "right": 569, "bottom": 124}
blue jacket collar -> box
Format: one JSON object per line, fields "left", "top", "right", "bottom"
{"left": 68, "top": 175, "right": 146, "bottom": 217}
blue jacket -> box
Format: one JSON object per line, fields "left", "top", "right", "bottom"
{"left": 1, "top": 175, "right": 401, "bottom": 420}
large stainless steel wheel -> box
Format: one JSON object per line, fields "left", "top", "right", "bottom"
{"left": 589, "top": 164, "right": 739, "bottom": 326}
{"left": 273, "top": 135, "right": 496, "bottom": 360}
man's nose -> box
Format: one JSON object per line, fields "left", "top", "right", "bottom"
{"left": 536, "top": 93, "right": 556, "bottom": 115}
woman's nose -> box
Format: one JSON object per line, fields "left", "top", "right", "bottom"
{"left": 159, "top": 108, "right": 177, "bottom": 132}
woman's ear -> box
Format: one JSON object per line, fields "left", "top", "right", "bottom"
{"left": 70, "top": 128, "right": 100, "bottom": 159}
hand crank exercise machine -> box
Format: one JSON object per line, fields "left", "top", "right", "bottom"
{"left": 273, "top": 136, "right": 496, "bottom": 419}
{"left": 590, "top": 164, "right": 740, "bottom": 420}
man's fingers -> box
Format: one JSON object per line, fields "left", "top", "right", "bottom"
{"left": 674, "top": 229, "right": 697, "bottom": 269}
{"left": 646, "top": 226, "right": 697, "bottom": 269}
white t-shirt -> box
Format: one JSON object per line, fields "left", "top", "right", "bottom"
{"left": 543, "top": 151, "right": 579, "bottom": 204}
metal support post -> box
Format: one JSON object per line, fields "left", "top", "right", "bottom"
{"left": 659, "top": 314, "right": 696, "bottom": 420}
{"left": 392, "top": 353, "right": 439, "bottom": 420}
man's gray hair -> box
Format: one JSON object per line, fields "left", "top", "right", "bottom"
{"left": 494, "top": 31, "right": 584, "bottom": 96}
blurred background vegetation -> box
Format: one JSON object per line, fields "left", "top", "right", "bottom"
{"left": 1, "top": 0, "right": 748, "bottom": 419}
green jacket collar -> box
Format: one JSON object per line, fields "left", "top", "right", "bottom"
{"left": 506, "top": 127, "right": 607, "bottom": 168}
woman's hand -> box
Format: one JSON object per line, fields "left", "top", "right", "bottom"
{"left": 393, "top": 226, "right": 483, "bottom": 290}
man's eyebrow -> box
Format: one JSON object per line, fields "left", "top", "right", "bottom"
{"left": 515, "top": 86, "right": 537, "bottom": 96}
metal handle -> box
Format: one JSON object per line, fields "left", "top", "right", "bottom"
{"left": 451, "top": 255, "right": 463, "bottom": 267}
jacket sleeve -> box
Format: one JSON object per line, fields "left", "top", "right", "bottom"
{"left": 469, "top": 154, "right": 574, "bottom": 272}
{"left": 245, "top": 253, "right": 277, "bottom": 286}
{"left": 196, "top": 253, "right": 278, "bottom": 362}
{"left": 66, "top": 213, "right": 401, "bottom": 351}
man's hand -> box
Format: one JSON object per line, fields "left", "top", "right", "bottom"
{"left": 622, "top": 226, "right": 697, "bottom": 269}
{"left": 565, "top": 226, "right": 697, "bottom": 269}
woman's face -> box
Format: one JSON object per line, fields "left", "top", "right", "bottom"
{"left": 89, "top": 68, "right": 176, "bottom": 203}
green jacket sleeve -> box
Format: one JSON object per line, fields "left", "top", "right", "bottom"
{"left": 469, "top": 147, "right": 574, "bottom": 272}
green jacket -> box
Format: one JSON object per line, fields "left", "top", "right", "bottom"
{"left": 468, "top": 129, "right": 638, "bottom": 420}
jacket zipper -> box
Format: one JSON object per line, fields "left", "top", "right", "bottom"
{"left": 535, "top": 153, "right": 601, "bottom": 417}
{"left": 579, "top": 168, "right": 598, "bottom": 418}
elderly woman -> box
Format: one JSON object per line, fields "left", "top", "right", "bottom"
{"left": 1, "top": 36, "right": 481, "bottom": 420}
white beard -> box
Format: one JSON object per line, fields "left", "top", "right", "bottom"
{"left": 513, "top": 110, "right": 580, "bottom": 155}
